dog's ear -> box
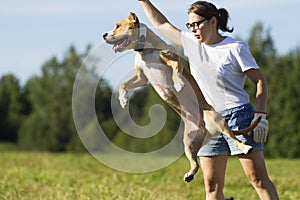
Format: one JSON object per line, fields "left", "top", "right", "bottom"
{"left": 128, "top": 12, "right": 139, "bottom": 24}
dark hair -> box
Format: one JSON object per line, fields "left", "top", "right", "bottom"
{"left": 188, "top": 1, "right": 234, "bottom": 33}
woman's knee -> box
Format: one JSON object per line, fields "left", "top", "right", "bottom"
{"left": 200, "top": 156, "right": 227, "bottom": 193}
{"left": 204, "top": 178, "right": 224, "bottom": 193}
{"left": 246, "top": 171, "right": 270, "bottom": 189}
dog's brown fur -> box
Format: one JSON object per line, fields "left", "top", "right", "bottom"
{"left": 103, "top": 12, "right": 260, "bottom": 182}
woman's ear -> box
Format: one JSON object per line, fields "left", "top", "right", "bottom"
{"left": 210, "top": 16, "right": 218, "bottom": 29}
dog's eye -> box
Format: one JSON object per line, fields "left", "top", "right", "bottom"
{"left": 115, "top": 24, "right": 120, "bottom": 29}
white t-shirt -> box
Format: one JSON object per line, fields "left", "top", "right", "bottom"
{"left": 181, "top": 31, "right": 259, "bottom": 112}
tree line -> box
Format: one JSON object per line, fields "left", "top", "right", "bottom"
{"left": 1, "top": 23, "right": 299, "bottom": 157}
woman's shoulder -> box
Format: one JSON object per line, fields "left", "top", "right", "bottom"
{"left": 221, "top": 36, "right": 251, "bottom": 54}
{"left": 223, "top": 36, "right": 246, "bottom": 47}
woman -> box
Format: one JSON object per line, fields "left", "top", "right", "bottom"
{"left": 137, "top": 0, "right": 279, "bottom": 199}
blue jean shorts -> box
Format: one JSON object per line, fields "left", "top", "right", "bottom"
{"left": 198, "top": 103, "right": 264, "bottom": 156}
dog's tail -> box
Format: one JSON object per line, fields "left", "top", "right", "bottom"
{"left": 232, "top": 116, "right": 262, "bottom": 135}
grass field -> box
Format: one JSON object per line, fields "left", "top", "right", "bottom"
{"left": 0, "top": 144, "right": 299, "bottom": 200}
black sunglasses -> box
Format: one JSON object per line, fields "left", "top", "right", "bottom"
{"left": 186, "top": 18, "right": 208, "bottom": 30}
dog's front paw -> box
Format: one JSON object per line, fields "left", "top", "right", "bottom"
{"left": 173, "top": 74, "right": 185, "bottom": 92}
{"left": 119, "top": 90, "right": 128, "bottom": 108}
{"left": 184, "top": 171, "right": 194, "bottom": 183}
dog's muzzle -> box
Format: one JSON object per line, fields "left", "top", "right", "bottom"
{"left": 103, "top": 33, "right": 131, "bottom": 53}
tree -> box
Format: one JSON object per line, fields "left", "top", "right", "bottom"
{"left": 71, "top": 64, "right": 115, "bottom": 152}
{"left": 18, "top": 46, "right": 86, "bottom": 151}
{"left": 245, "top": 22, "right": 277, "bottom": 103}
{"left": 0, "top": 74, "right": 24, "bottom": 142}
{"left": 245, "top": 22, "right": 300, "bottom": 157}
{"left": 265, "top": 49, "right": 300, "bottom": 157}
{"left": 18, "top": 46, "right": 116, "bottom": 152}
{"left": 247, "top": 22, "right": 276, "bottom": 67}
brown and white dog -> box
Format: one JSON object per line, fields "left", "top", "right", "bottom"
{"left": 103, "top": 12, "right": 260, "bottom": 182}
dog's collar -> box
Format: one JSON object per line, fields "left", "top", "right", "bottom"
{"left": 134, "top": 24, "right": 147, "bottom": 52}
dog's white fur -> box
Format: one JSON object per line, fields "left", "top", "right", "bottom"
{"left": 103, "top": 12, "right": 260, "bottom": 182}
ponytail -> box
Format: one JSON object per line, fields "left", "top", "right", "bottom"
{"left": 218, "top": 8, "right": 234, "bottom": 33}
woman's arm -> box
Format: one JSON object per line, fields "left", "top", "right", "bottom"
{"left": 245, "top": 68, "right": 268, "bottom": 112}
{"left": 245, "top": 68, "right": 269, "bottom": 142}
{"left": 138, "top": 0, "right": 182, "bottom": 46}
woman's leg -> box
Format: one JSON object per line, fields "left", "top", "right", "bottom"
{"left": 200, "top": 155, "right": 228, "bottom": 200}
{"left": 238, "top": 151, "right": 279, "bottom": 200}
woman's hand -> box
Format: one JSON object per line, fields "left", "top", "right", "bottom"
{"left": 250, "top": 112, "right": 268, "bottom": 142}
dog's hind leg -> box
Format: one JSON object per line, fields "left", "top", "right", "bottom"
{"left": 161, "top": 88, "right": 204, "bottom": 129}
{"left": 205, "top": 110, "right": 252, "bottom": 154}
{"left": 222, "top": 123, "right": 252, "bottom": 154}
{"left": 215, "top": 118, "right": 253, "bottom": 154}
{"left": 182, "top": 124, "right": 206, "bottom": 182}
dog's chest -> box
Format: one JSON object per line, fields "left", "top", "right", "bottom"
{"left": 135, "top": 52, "right": 173, "bottom": 87}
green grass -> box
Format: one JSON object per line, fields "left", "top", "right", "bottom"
{"left": 0, "top": 146, "right": 299, "bottom": 199}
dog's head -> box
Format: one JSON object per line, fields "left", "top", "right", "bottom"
{"left": 103, "top": 12, "right": 142, "bottom": 52}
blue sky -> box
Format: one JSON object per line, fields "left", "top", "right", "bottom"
{"left": 1, "top": 0, "right": 300, "bottom": 86}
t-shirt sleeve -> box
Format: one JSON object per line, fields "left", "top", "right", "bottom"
{"left": 235, "top": 42, "right": 260, "bottom": 72}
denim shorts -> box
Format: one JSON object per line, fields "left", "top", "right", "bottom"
{"left": 198, "top": 103, "right": 264, "bottom": 156}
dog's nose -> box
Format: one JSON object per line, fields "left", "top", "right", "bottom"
{"left": 103, "top": 33, "right": 108, "bottom": 39}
